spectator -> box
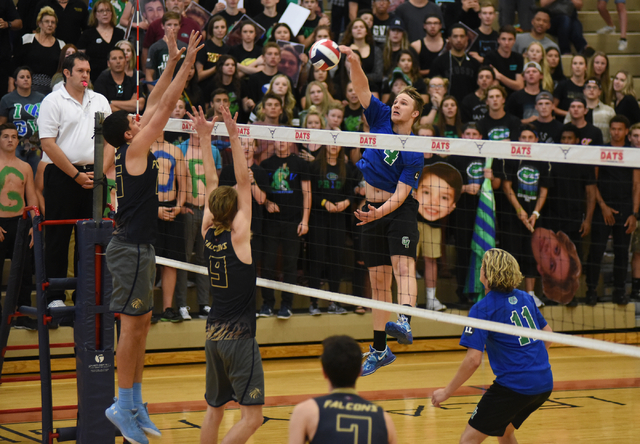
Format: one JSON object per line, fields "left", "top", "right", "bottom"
{"left": 571, "top": 78, "right": 615, "bottom": 143}
{"left": 501, "top": 124, "right": 550, "bottom": 307}
{"left": 30, "top": 0, "right": 87, "bottom": 46}
{"left": 430, "top": 24, "right": 480, "bottom": 104}
{"left": 0, "top": 0, "right": 21, "bottom": 98}
{"left": 382, "top": 67, "right": 412, "bottom": 107}
{"left": 586, "top": 115, "right": 637, "bottom": 305}
{"left": 381, "top": 18, "right": 410, "bottom": 77}
{"left": 435, "top": 95, "right": 462, "bottom": 137}
{"left": 553, "top": 54, "right": 586, "bottom": 120}
{"left": 253, "top": 73, "right": 298, "bottom": 126}
{"left": 307, "top": 145, "right": 354, "bottom": 315}
{"left": 218, "top": 0, "right": 244, "bottom": 30}
{"left": 420, "top": 75, "right": 447, "bottom": 124}
{"left": 341, "top": 18, "right": 383, "bottom": 94}
{"left": 343, "top": 81, "right": 366, "bottom": 132}
{"left": 252, "top": 0, "right": 282, "bottom": 43}
{"left": 542, "top": 0, "right": 588, "bottom": 55}
{"left": 484, "top": 25, "right": 524, "bottom": 96}
{"left": 371, "top": 0, "right": 396, "bottom": 48}
{"left": 596, "top": 0, "right": 627, "bottom": 51}
{"left": 76, "top": 0, "right": 125, "bottom": 83}
{"left": 115, "top": 40, "right": 138, "bottom": 78}
{"left": 300, "top": 81, "right": 332, "bottom": 122}
{"left": 499, "top": 0, "right": 534, "bottom": 31}
{"left": 506, "top": 61, "right": 544, "bottom": 123}
{"left": 299, "top": 106, "right": 325, "bottom": 161}
{"left": 461, "top": 66, "right": 493, "bottom": 123}
{"left": 441, "top": 0, "right": 481, "bottom": 31}
{"left": 611, "top": 70, "right": 640, "bottom": 125}
{"left": 326, "top": 101, "right": 345, "bottom": 130}
{"left": 587, "top": 51, "right": 612, "bottom": 106}
{"left": 394, "top": 0, "right": 443, "bottom": 43}
{"left": 410, "top": 15, "right": 445, "bottom": 77}
{"left": 566, "top": 96, "right": 604, "bottom": 146}
{"left": 245, "top": 42, "right": 281, "bottom": 106}
{"left": 252, "top": 91, "right": 296, "bottom": 161}
{"left": 468, "top": 1, "right": 498, "bottom": 64}
{"left": 513, "top": 7, "right": 560, "bottom": 55}
{"left": 0, "top": 67, "right": 45, "bottom": 175}
{"left": 181, "top": 63, "right": 205, "bottom": 109}
{"left": 477, "top": 85, "right": 521, "bottom": 141}
{"left": 195, "top": 15, "right": 230, "bottom": 101}
{"left": 331, "top": 0, "right": 348, "bottom": 40}
{"left": 0, "top": 122, "right": 37, "bottom": 330}
{"left": 151, "top": 128, "right": 188, "bottom": 322}
{"left": 201, "top": 89, "right": 229, "bottom": 160}
{"left": 546, "top": 46, "right": 566, "bottom": 90}
{"left": 523, "top": 42, "right": 554, "bottom": 93}
{"left": 94, "top": 47, "right": 142, "bottom": 113}
{"left": 210, "top": 55, "right": 248, "bottom": 122}
{"left": 532, "top": 91, "right": 563, "bottom": 143}
{"left": 38, "top": 52, "right": 111, "bottom": 311}
{"left": 49, "top": 43, "right": 77, "bottom": 91}
{"left": 228, "top": 21, "right": 263, "bottom": 76}
{"left": 297, "top": 0, "right": 330, "bottom": 48}
{"left": 119, "top": 0, "right": 165, "bottom": 50}
{"left": 381, "top": 50, "right": 427, "bottom": 103}
{"left": 142, "top": 0, "right": 200, "bottom": 65}
{"left": 306, "top": 64, "right": 336, "bottom": 100}
{"left": 14, "top": 7, "right": 66, "bottom": 95}
{"left": 146, "top": 12, "right": 187, "bottom": 92}
{"left": 258, "top": 117, "right": 311, "bottom": 319}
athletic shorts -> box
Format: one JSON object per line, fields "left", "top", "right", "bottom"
{"left": 106, "top": 237, "right": 156, "bottom": 315}
{"left": 417, "top": 221, "right": 441, "bottom": 259}
{"left": 360, "top": 196, "right": 419, "bottom": 267}
{"left": 631, "top": 222, "right": 640, "bottom": 254}
{"left": 205, "top": 338, "right": 265, "bottom": 407}
{"left": 600, "top": 0, "right": 625, "bottom": 4}
{"left": 154, "top": 212, "right": 186, "bottom": 261}
{"left": 468, "top": 382, "right": 551, "bottom": 437}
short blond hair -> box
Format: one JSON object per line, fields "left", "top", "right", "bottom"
{"left": 36, "top": 6, "right": 57, "bottom": 32}
{"left": 482, "top": 249, "right": 523, "bottom": 293}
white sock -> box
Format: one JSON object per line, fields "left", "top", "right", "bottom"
{"left": 528, "top": 291, "right": 535, "bottom": 296}
{"left": 426, "top": 287, "right": 436, "bottom": 300}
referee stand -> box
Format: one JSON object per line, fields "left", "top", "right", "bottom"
{"left": 0, "top": 112, "right": 117, "bottom": 444}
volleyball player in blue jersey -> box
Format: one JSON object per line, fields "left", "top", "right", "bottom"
{"left": 432, "top": 248, "right": 553, "bottom": 444}
{"left": 339, "top": 45, "right": 425, "bottom": 376}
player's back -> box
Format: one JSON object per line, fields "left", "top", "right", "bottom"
{"left": 311, "top": 389, "right": 388, "bottom": 444}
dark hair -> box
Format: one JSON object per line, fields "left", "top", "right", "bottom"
{"left": 498, "top": 24, "right": 517, "bottom": 37}
{"left": 478, "top": 64, "right": 496, "bottom": 80}
{"left": 423, "top": 13, "right": 441, "bottom": 24}
{"left": 462, "top": 122, "right": 478, "bottom": 132}
{"left": 212, "top": 55, "right": 240, "bottom": 95}
{"left": 539, "top": 231, "right": 581, "bottom": 305}
{"left": 263, "top": 91, "right": 283, "bottom": 108}
{"left": 109, "top": 47, "right": 126, "bottom": 59}
{"left": 436, "top": 95, "right": 462, "bottom": 138}
{"left": 341, "top": 18, "right": 374, "bottom": 47}
{"left": 103, "top": 110, "right": 131, "bottom": 147}
{"left": 534, "top": 7, "right": 551, "bottom": 19}
{"left": 268, "top": 22, "right": 294, "bottom": 43}
{"left": 55, "top": 43, "right": 78, "bottom": 74}
{"left": 62, "top": 52, "right": 90, "bottom": 82}
{"left": 397, "top": 49, "right": 420, "bottom": 83}
{"left": 207, "top": 14, "right": 227, "bottom": 36}
{"left": 420, "top": 162, "right": 463, "bottom": 203}
{"left": 262, "top": 41, "right": 281, "bottom": 57}
{"left": 610, "top": 114, "right": 630, "bottom": 128}
{"left": 211, "top": 88, "right": 229, "bottom": 101}
{"left": 162, "top": 11, "right": 181, "bottom": 24}
{"left": 321, "top": 336, "right": 362, "bottom": 388}
{"left": 487, "top": 84, "right": 507, "bottom": 99}
{"left": 358, "top": 8, "right": 373, "bottom": 17}
{"left": 315, "top": 145, "right": 346, "bottom": 184}
{"left": 0, "top": 122, "right": 18, "bottom": 135}
{"left": 519, "top": 123, "right": 539, "bottom": 139}
{"left": 546, "top": 47, "right": 566, "bottom": 83}
{"left": 448, "top": 23, "right": 467, "bottom": 37}
{"left": 561, "top": 123, "right": 580, "bottom": 139}
{"left": 13, "top": 66, "right": 32, "bottom": 80}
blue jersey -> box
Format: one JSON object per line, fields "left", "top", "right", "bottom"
{"left": 460, "top": 288, "right": 553, "bottom": 395}
{"left": 356, "top": 96, "right": 423, "bottom": 193}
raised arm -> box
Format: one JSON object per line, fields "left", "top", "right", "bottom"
{"left": 338, "top": 45, "right": 371, "bottom": 108}
{"left": 223, "top": 106, "right": 252, "bottom": 232}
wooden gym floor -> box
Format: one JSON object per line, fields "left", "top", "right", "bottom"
{"left": 1, "top": 345, "right": 640, "bottom": 443}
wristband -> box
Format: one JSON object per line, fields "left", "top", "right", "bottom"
{"left": 532, "top": 211, "right": 540, "bottom": 218}
{"left": 73, "top": 171, "right": 80, "bottom": 180}
{"left": 321, "top": 199, "right": 327, "bottom": 207}
{"left": 516, "top": 207, "right": 523, "bottom": 214}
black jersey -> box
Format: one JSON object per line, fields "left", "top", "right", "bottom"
{"left": 205, "top": 228, "right": 257, "bottom": 340}
{"left": 113, "top": 144, "right": 159, "bottom": 244}
{"left": 311, "top": 389, "right": 388, "bottom": 444}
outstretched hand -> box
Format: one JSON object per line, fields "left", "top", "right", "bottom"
{"left": 184, "top": 31, "right": 204, "bottom": 64}
{"left": 338, "top": 45, "right": 359, "bottom": 65}
{"left": 164, "top": 30, "right": 184, "bottom": 63}
{"left": 186, "top": 106, "right": 216, "bottom": 139}
{"left": 221, "top": 105, "right": 239, "bottom": 136}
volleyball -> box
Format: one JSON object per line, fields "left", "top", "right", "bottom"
{"left": 310, "top": 39, "right": 341, "bottom": 71}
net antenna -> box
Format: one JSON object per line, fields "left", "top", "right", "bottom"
{"left": 136, "top": 0, "right": 140, "bottom": 120}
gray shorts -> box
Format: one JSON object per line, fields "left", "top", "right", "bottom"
{"left": 106, "top": 237, "right": 156, "bottom": 315}
{"left": 631, "top": 222, "right": 640, "bottom": 254}
{"left": 205, "top": 338, "right": 265, "bottom": 407}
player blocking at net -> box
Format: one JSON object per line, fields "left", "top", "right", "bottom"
{"left": 337, "top": 45, "right": 424, "bottom": 376}
{"left": 432, "top": 249, "right": 553, "bottom": 444}
{"left": 190, "top": 104, "right": 265, "bottom": 443}
{"left": 102, "top": 30, "right": 204, "bottom": 444}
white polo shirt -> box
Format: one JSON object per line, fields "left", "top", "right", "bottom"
{"left": 38, "top": 85, "right": 112, "bottom": 166}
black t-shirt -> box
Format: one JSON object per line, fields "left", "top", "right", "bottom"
{"left": 260, "top": 153, "right": 310, "bottom": 221}
{"left": 252, "top": 12, "right": 281, "bottom": 43}
{"left": 0, "top": 0, "right": 19, "bottom": 59}
{"left": 93, "top": 71, "right": 136, "bottom": 102}
{"left": 547, "top": 161, "right": 595, "bottom": 226}
{"left": 553, "top": 79, "right": 584, "bottom": 116}
{"left": 597, "top": 143, "right": 635, "bottom": 210}
{"left": 533, "top": 119, "right": 563, "bottom": 143}
{"left": 477, "top": 112, "right": 521, "bottom": 141}
{"left": 448, "top": 155, "right": 485, "bottom": 212}
{"left": 460, "top": 92, "right": 487, "bottom": 123}
{"left": 429, "top": 52, "right": 480, "bottom": 103}
{"left": 615, "top": 95, "right": 640, "bottom": 126}
{"left": 577, "top": 123, "right": 603, "bottom": 146}
{"left": 469, "top": 29, "right": 498, "bottom": 60}
{"left": 372, "top": 14, "right": 396, "bottom": 47}
{"left": 343, "top": 106, "right": 364, "bottom": 132}
{"left": 506, "top": 89, "right": 540, "bottom": 120}
{"left": 229, "top": 44, "right": 262, "bottom": 67}
{"left": 483, "top": 50, "right": 524, "bottom": 96}
{"left": 219, "top": 10, "right": 244, "bottom": 30}
{"left": 503, "top": 159, "right": 551, "bottom": 214}
{"left": 309, "top": 161, "right": 355, "bottom": 210}
{"left": 76, "top": 27, "right": 126, "bottom": 83}
{"left": 246, "top": 70, "right": 276, "bottom": 103}
{"left": 31, "top": 0, "right": 88, "bottom": 45}
{"left": 219, "top": 162, "right": 269, "bottom": 235}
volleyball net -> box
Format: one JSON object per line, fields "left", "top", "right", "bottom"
{"left": 132, "top": 117, "right": 640, "bottom": 357}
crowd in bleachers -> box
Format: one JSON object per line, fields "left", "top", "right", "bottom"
{"left": 2, "top": 0, "right": 640, "bottom": 330}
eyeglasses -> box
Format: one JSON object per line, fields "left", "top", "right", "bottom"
{"left": 425, "top": 21, "right": 441, "bottom": 26}
{"left": 584, "top": 85, "right": 599, "bottom": 90}
{"left": 429, "top": 84, "right": 445, "bottom": 89}
{"left": 96, "top": 9, "right": 112, "bottom": 14}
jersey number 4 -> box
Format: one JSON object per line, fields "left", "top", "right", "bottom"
{"left": 383, "top": 149, "right": 399, "bottom": 166}
{"left": 336, "top": 414, "right": 372, "bottom": 444}
{"left": 510, "top": 306, "right": 538, "bottom": 346}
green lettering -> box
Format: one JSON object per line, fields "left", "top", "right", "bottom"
{"left": 12, "top": 103, "right": 22, "bottom": 121}
{"left": 27, "top": 120, "right": 38, "bottom": 134}
{"left": 383, "top": 149, "right": 399, "bottom": 166}
{"left": 188, "top": 158, "right": 206, "bottom": 198}
{"left": 0, "top": 166, "right": 25, "bottom": 212}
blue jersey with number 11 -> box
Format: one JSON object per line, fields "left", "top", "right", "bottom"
{"left": 460, "top": 288, "right": 553, "bottom": 395}
{"left": 357, "top": 96, "right": 423, "bottom": 194}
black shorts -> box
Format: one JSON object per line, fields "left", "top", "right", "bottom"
{"left": 154, "top": 213, "right": 186, "bottom": 261}
{"left": 360, "top": 196, "right": 419, "bottom": 267}
{"left": 469, "top": 382, "right": 551, "bottom": 437}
